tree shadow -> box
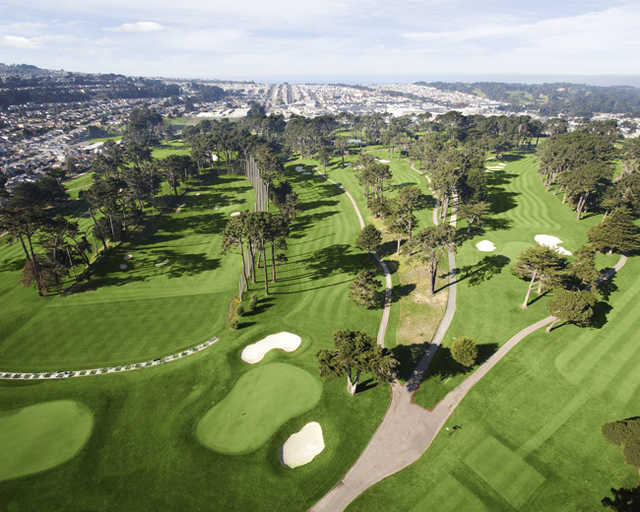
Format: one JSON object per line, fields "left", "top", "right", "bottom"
{"left": 591, "top": 301, "right": 613, "bottom": 329}
{"left": 300, "top": 199, "right": 339, "bottom": 212}
{"left": 597, "top": 271, "right": 618, "bottom": 300}
{"left": 455, "top": 255, "right": 510, "bottom": 287}
{"left": 391, "top": 283, "right": 416, "bottom": 303}
{"left": 527, "top": 289, "right": 551, "bottom": 307}
{"left": 388, "top": 182, "right": 415, "bottom": 192}
{"left": 289, "top": 211, "right": 339, "bottom": 238}
{"left": 356, "top": 378, "right": 378, "bottom": 394}
{"left": 242, "top": 297, "right": 275, "bottom": 317}
{"left": 305, "top": 244, "right": 370, "bottom": 278}
{"left": 393, "top": 342, "right": 431, "bottom": 381}
{"left": 426, "top": 343, "right": 498, "bottom": 380}
{"left": 377, "top": 240, "right": 397, "bottom": 258}
{"left": 162, "top": 251, "right": 221, "bottom": 278}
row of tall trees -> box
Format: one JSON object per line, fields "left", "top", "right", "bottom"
{"left": 222, "top": 211, "right": 291, "bottom": 295}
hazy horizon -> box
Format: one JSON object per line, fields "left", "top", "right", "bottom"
{"left": 1, "top": 1, "right": 638, "bottom": 82}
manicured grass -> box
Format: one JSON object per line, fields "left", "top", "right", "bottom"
{"left": 0, "top": 400, "right": 93, "bottom": 482}
{"left": 196, "top": 362, "right": 322, "bottom": 454}
{"left": 413, "top": 151, "right": 618, "bottom": 408}
{"left": 0, "top": 148, "right": 390, "bottom": 510}
{"left": 349, "top": 257, "right": 640, "bottom": 512}
{"left": 0, "top": 172, "right": 255, "bottom": 370}
{"left": 348, "top": 154, "right": 639, "bottom": 512}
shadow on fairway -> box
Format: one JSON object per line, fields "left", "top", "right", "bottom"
{"left": 356, "top": 378, "right": 378, "bottom": 394}
{"left": 305, "top": 244, "right": 370, "bottom": 278}
{"left": 591, "top": 301, "right": 613, "bottom": 329}
{"left": 289, "top": 211, "right": 339, "bottom": 238}
{"left": 419, "top": 343, "right": 499, "bottom": 382}
{"left": 452, "top": 255, "right": 511, "bottom": 287}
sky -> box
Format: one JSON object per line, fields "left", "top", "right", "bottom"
{"left": 0, "top": 0, "right": 639, "bottom": 82}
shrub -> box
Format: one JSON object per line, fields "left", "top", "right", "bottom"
{"left": 349, "top": 270, "right": 381, "bottom": 308}
{"left": 227, "top": 297, "right": 244, "bottom": 329}
{"left": 450, "top": 336, "right": 478, "bottom": 367}
{"left": 602, "top": 417, "right": 640, "bottom": 469}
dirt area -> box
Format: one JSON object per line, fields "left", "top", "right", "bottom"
{"left": 396, "top": 256, "right": 448, "bottom": 346}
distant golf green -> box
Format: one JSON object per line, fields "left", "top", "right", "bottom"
{"left": 196, "top": 363, "right": 322, "bottom": 454}
{"left": 0, "top": 400, "right": 93, "bottom": 482}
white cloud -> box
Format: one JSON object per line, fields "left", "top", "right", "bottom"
{"left": 107, "top": 21, "right": 164, "bottom": 33}
{"left": 0, "top": 35, "right": 38, "bottom": 49}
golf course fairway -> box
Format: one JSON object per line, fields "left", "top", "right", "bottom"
{"left": 196, "top": 362, "right": 323, "bottom": 454}
{"left": 0, "top": 400, "right": 93, "bottom": 482}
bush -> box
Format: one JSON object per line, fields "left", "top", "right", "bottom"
{"left": 227, "top": 297, "right": 244, "bottom": 329}
{"left": 450, "top": 336, "right": 478, "bottom": 367}
{"left": 349, "top": 270, "right": 381, "bottom": 308}
{"left": 602, "top": 417, "right": 640, "bottom": 469}
{"left": 247, "top": 293, "right": 258, "bottom": 312}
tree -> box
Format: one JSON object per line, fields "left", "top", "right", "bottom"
{"left": 514, "top": 246, "right": 567, "bottom": 309}
{"left": 459, "top": 201, "right": 490, "bottom": 235}
{"left": 334, "top": 136, "right": 347, "bottom": 166}
{"left": 349, "top": 270, "right": 381, "bottom": 308}
{"left": 356, "top": 224, "right": 382, "bottom": 253}
{"left": 254, "top": 144, "right": 284, "bottom": 210}
{"left": 587, "top": 208, "right": 640, "bottom": 254}
{"left": 396, "top": 186, "right": 425, "bottom": 240}
{"left": 450, "top": 336, "right": 478, "bottom": 367}
{"left": 407, "top": 224, "right": 456, "bottom": 294}
{"left": 563, "top": 245, "right": 599, "bottom": 292}
{"left": 546, "top": 288, "right": 597, "bottom": 332}
{"left": 602, "top": 417, "right": 640, "bottom": 469}
{"left": 316, "top": 144, "right": 332, "bottom": 172}
{"left": 317, "top": 329, "right": 398, "bottom": 395}
{"left": 222, "top": 215, "right": 249, "bottom": 294}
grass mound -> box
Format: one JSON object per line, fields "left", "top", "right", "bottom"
{"left": 0, "top": 400, "right": 93, "bottom": 482}
{"left": 196, "top": 363, "right": 322, "bottom": 454}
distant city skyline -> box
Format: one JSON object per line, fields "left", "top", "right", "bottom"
{"left": 1, "top": 1, "right": 638, "bottom": 83}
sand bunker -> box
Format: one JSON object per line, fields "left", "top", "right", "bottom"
{"left": 230, "top": 211, "right": 241, "bottom": 217}
{"left": 124, "top": 254, "right": 132, "bottom": 261}
{"left": 241, "top": 332, "right": 302, "bottom": 364}
{"left": 212, "top": 154, "right": 219, "bottom": 161}
{"left": 282, "top": 422, "right": 325, "bottom": 468}
{"left": 375, "top": 158, "right": 391, "bottom": 163}
{"left": 119, "top": 264, "right": 127, "bottom": 270}
{"left": 295, "top": 166, "right": 303, "bottom": 172}
{"left": 476, "top": 240, "right": 496, "bottom": 252}
{"left": 195, "top": 192, "right": 201, "bottom": 196}
{"left": 535, "top": 235, "right": 572, "bottom": 256}
{"left": 155, "top": 259, "right": 169, "bottom": 267}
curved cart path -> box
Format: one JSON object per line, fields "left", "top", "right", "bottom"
{"left": 317, "top": 171, "right": 392, "bottom": 347}
{"left": 311, "top": 162, "right": 629, "bottom": 511}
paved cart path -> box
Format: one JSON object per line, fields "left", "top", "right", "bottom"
{"left": 311, "top": 163, "right": 629, "bottom": 512}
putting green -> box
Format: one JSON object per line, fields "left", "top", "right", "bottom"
{"left": 0, "top": 400, "right": 93, "bottom": 482}
{"left": 196, "top": 363, "right": 322, "bottom": 454}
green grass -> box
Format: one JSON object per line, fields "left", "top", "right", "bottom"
{"left": 0, "top": 173, "right": 255, "bottom": 370}
{"left": 348, "top": 152, "right": 640, "bottom": 512}
{"left": 413, "top": 151, "right": 618, "bottom": 408}
{"left": 0, "top": 400, "right": 93, "bottom": 482}
{"left": 0, "top": 150, "right": 390, "bottom": 510}
{"left": 196, "top": 362, "right": 322, "bottom": 454}
{"left": 86, "top": 136, "right": 121, "bottom": 143}
{"left": 349, "top": 257, "right": 640, "bottom": 512}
